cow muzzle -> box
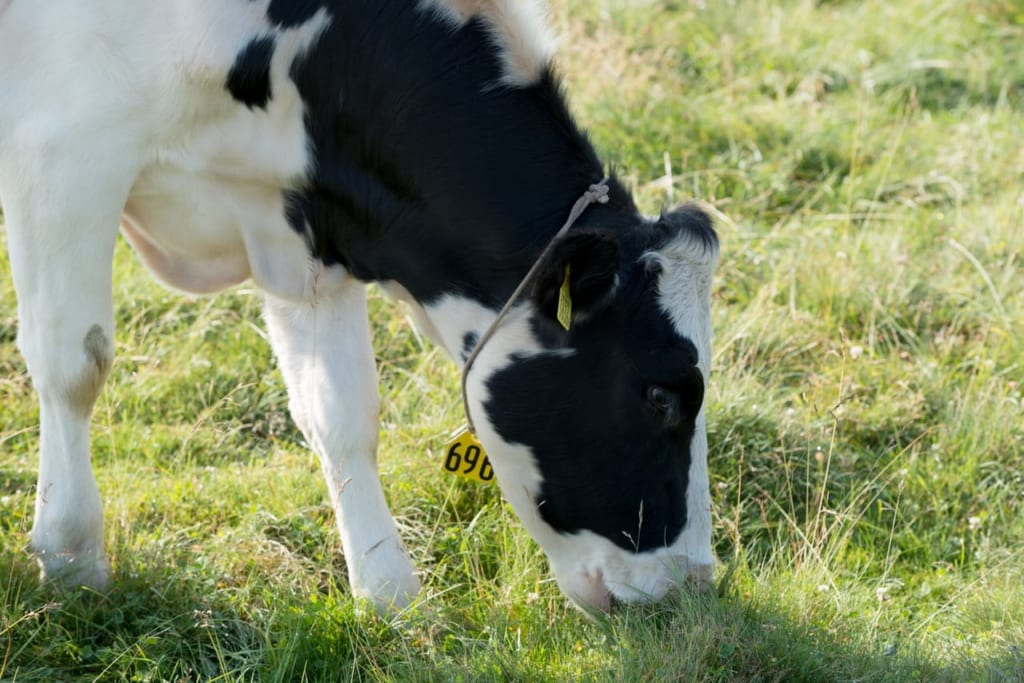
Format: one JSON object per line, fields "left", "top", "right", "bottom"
{"left": 559, "top": 557, "right": 715, "bottom": 615}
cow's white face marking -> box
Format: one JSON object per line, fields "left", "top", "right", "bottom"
{"left": 643, "top": 225, "right": 718, "bottom": 380}
{"left": 643, "top": 220, "right": 720, "bottom": 593}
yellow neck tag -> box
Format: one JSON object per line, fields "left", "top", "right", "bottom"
{"left": 557, "top": 264, "right": 572, "bottom": 331}
{"left": 442, "top": 427, "right": 495, "bottom": 484}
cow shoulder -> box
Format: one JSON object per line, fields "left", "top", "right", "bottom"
{"left": 120, "top": 4, "right": 333, "bottom": 298}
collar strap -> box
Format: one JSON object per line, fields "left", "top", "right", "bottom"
{"left": 460, "top": 179, "right": 611, "bottom": 434}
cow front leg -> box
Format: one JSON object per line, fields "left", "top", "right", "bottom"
{"left": 1, "top": 151, "right": 130, "bottom": 591}
{"left": 263, "top": 279, "right": 420, "bottom": 613}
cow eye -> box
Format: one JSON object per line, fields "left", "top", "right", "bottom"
{"left": 646, "top": 386, "right": 680, "bottom": 425}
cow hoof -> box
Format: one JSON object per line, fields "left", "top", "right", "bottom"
{"left": 349, "top": 541, "right": 421, "bottom": 615}
{"left": 686, "top": 563, "right": 715, "bottom": 593}
{"left": 355, "top": 572, "right": 422, "bottom": 617}
{"left": 37, "top": 550, "right": 112, "bottom": 593}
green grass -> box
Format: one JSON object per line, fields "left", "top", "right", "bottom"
{"left": 2, "top": 0, "right": 1023, "bottom": 680}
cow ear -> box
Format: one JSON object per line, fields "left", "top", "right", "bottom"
{"left": 531, "top": 231, "right": 620, "bottom": 325}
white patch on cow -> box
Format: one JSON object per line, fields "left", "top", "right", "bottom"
{"left": 460, "top": 306, "right": 549, "bottom": 505}
{"left": 419, "top": 0, "right": 555, "bottom": 86}
{"left": 378, "top": 282, "right": 447, "bottom": 351}
{"left": 422, "top": 294, "right": 498, "bottom": 365}
{"left": 637, "top": 227, "right": 720, "bottom": 592}
{"left": 679, "top": 408, "right": 715, "bottom": 587}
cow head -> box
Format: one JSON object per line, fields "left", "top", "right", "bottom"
{"left": 464, "top": 203, "right": 718, "bottom": 612}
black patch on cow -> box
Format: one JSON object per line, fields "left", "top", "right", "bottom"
{"left": 266, "top": 0, "right": 323, "bottom": 29}
{"left": 281, "top": 4, "right": 639, "bottom": 305}
{"left": 226, "top": 36, "right": 275, "bottom": 110}
{"left": 461, "top": 332, "right": 479, "bottom": 363}
{"left": 485, "top": 258, "right": 702, "bottom": 552}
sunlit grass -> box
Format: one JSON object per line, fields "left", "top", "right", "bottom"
{"left": 2, "top": 0, "right": 1023, "bottom": 680}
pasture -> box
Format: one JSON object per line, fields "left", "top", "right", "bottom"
{"left": 2, "top": 0, "right": 1022, "bottom": 680}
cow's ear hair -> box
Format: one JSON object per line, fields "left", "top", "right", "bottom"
{"left": 531, "top": 230, "right": 620, "bottom": 324}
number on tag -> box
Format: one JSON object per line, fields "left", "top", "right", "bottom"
{"left": 442, "top": 428, "right": 495, "bottom": 483}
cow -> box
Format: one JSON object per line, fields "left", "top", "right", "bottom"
{"left": 0, "top": 0, "right": 718, "bottom": 614}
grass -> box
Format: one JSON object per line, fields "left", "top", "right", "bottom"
{"left": 2, "top": 0, "right": 1023, "bottom": 680}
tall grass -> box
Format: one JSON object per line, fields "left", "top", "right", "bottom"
{"left": 2, "top": 0, "right": 1022, "bottom": 680}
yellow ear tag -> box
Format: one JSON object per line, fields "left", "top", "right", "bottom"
{"left": 557, "top": 264, "right": 572, "bottom": 331}
{"left": 442, "top": 428, "right": 495, "bottom": 484}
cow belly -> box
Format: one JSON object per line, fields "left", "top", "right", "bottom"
{"left": 120, "top": 216, "right": 249, "bottom": 295}
{"left": 122, "top": 167, "right": 324, "bottom": 301}
{"left": 122, "top": 168, "right": 253, "bottom": 294}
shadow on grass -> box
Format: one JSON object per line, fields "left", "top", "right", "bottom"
{"left": 3, "top": 547, "right": 1021, "bottom": 683}
{"left": 1, "top": 553, "right": 266, "bottom": 682}
{"left": 603, "top": 577, "right": 1024, "bottom": 683}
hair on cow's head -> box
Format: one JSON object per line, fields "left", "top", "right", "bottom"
{"left": 530, "top": 230, "right": 620, "bottom": 325}
{"left": 654, "top": 202, "right": 719, "bottom": 255}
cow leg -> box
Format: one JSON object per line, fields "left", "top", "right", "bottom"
{"left": 1, "top": 145, "right": 131, "bottom": 591}
{"left": 262, "top": 280, "right": 420, "bottom": 613}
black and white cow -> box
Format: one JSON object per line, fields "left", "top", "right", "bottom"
{"left": 0, "top": 0, "right": 718, "bottom": 613}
